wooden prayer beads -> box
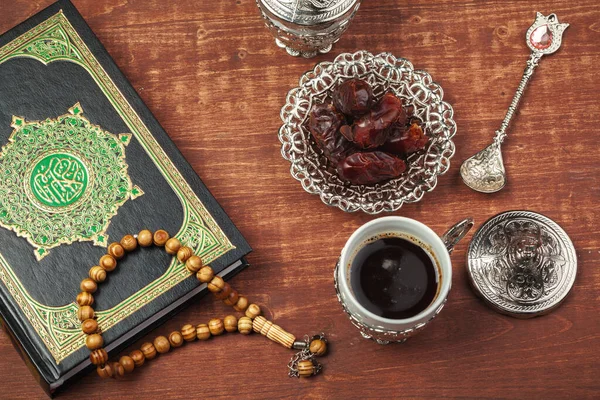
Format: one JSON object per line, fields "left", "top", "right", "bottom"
{"left": 168, "top": 331, "right": 184, "bottom": 348}
{"left": 297, "top": 360, "right": 315, "bottom": 378}
{"left": 76, "top": 229, "right": 325, "bottom": 381}
{"left": 177, "top": 246, "right": 193, "bottom": 263}
{"left": 196, "top": 266, "right": 214, "bottom": 283}
{"left": 185, "top": 255, "right": 203, "bottom": 273}
{"left": 81, "top": 319, "right": 98, "bottom": 335}
{"left": 97, "top": 364, "right": 113, "bottom": 378}
{"left": 238, "top": 317, "right": 253, "bottom": 335}
{"left": 233, "top": 296, "right": 249, "bottom": 312}
{"left": 119, "top": 356, "right": 135, "bottom": 373}
{"left": 78, "top": 305, "right": 94, "bottom": 321}
{"left": 80, "top": 278, "right": 97, "bottom": 293}
{"left": 196, "top": 324, "right": 211, "bottom": 341}
{"left": 309, "top": 339, "right": 327, "bottom": 356}
{"left": 112, "top": 362, "right": 125, "bottom": 378}
{"left": 130, "top": 350, "right": 145, "bottom": 367}
{"left": 108, "top": 242, "right": 125, "bottom": 259}
{"left": 208, "top": 318, "right": 224, "bottom": 336}
{"left": 181, "top": 324, "right": 196, "bottom": 342}
{"left": 120, "top": 235, "right": 137, "bottom": 252}
{"left": 99, "top": 254, "right": 117, "bottom": 272}
{"left": 86, "top": 334, "right": 103, "bottom": 350}
{"left": 90, "top": 349, "right": 108, "bottom": 366}
{"left": 224, "top": 315, "right": 238, "bottom": 333}
{"left": 245, "top": 304, "right": 261, "bottom": 319}
{"left": 140, "top": 342, "right": 157, "bottom": 360}
{"left": 153, "top": 230, "right": 170, "bottom": 246}
{"left": 89, "top": 266, "right": 106, "bottom": 283}
{"left": 214, "top": 283, "right": 232, "bottom": 300}
{"left": 137, "top": 229, "right": 153, "bottom": 247}
{"left": 165, "top": 238, "right": 181, "bottom": 255}
{"left": 153, "top": 336, "right": 170, "bottom": 354}
{"left": 207, "top": 276, "right": 225, "bottom": 293}
{"left": 76, "top": 292, "right": 94, "bottom": 307}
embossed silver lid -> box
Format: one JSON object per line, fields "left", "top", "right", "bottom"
{"left": 467, "top": 211, "right": 577, "bottom": 318}
{"left": 259, "top": 0, "right": 359, "bottom": 25}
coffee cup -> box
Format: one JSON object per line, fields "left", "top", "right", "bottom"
{"left": 334, "top": 216, "right": 473, "bottom": 344}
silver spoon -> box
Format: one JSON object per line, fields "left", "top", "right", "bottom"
{"left": 460, "top": 12, "right": 569, "bottom": 193}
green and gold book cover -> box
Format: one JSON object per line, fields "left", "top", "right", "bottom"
{"left": 0, "top": 0, "right": 251, "bottom": 394}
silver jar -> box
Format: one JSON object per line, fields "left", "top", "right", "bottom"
{"left": 256, "top": 0, "right": 362, "bottom": 58}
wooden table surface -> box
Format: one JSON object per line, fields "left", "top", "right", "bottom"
{"left": 1, "top": 0, "right": 599, "bottom": 398}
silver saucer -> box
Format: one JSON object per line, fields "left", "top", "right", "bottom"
{"left": 467, "top": 211, "right": 576, "bottom": 318}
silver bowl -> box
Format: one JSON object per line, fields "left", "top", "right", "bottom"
{"left": 278, "top": 51, "right": 457, "bottom": 214}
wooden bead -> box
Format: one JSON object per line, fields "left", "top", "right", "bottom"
{"left": 89, "top": 266, "right": 106, "bottom": 283}
{"left": 196, "top": 324, "right": 211, "bottom": 341}
{"left": 196, "top": 266, "right": 214, "bottom": 283}
{"left": 120, "top": 234, "right": 138, "bottom": 252}
{"left": 137, "top": 229, "right": 153, "bottom": 247}
{"left": 297, "top": 360, "right": 315, "bottom": 378}
{"left": 185, "top": 255, "right": 203, "bottom": 273}
{"left": 165, "top": 238, "right": 181, "bottom": 255}
{"left": 129, "top": 350, "right": 145, "bottom": 367}
{"left": 76, "top": 291, "right": 94, "bottom": 307}
{"left": 78, "top": 305, "right": 95, "bottom": 321}
{"left": 245, "top": 304, "right": 261, "bottom": 319}
{"left": 309, "top": 339, "right": 327, "bottom": 356}
{"left": 177, "top": 246, "right": 193, "bottom": 263}
{"left": 99, "top": 254, "right": 117, "bottom": 272}
{"left": 208, "top": 318, "right": 224, "bottom": 336}
{"left": 81, "top": 319, "right": 98, "bottom": 335}
{"left": 153, "top": 229, "right": 170, "bottom": 246}
{"left": 153, "top": 336, "right": 170, "bottom": 353}
{"left": 223, "top": 315, "right": 238, "bottom": 333}
{"left": 107, "top": 242, "right": 125, "bottom": 259}
{"left": 207, "top": 276, "right": 225, "bottom": 293}
{"left": 140, "top": 342, "right": 157, "bottom": 360}
{"left": 111, "top": 362, "right": 125, "bottom": 379}
{"left": 214, "top": 283, "right": 232, "bottom": 300}
{"left": 153, "top": 336, "right": 170, "bottom": 354}
{"left": 238, "top": 317, "right": 253, "bottom": 335}
{"left": 223, "top": 290, "right": 239, "bottom": 306}
{"left": 168, "top": 331, "right": 184, "bottom": 348}
{"left": 97, "top": 363, "right": 113, "bottom": 378}
{"left": 119, "top": 356, "right": 135, "bottom": 373}
{"left": 181, "top": 324, "right": 196, "bottom": 341}
{"left": 89, "top": 348, "right": 108, "bottom": 365}
{"left": 80, "top": 278, "right": 97, "bottom": 293}
{"left": 86, "top": 333, "right": 104, "bottom": 350}
{"left": 252, "top": 316, "right": 295, "bottom": 348}
{"left": 233, "top": 296, "right": 249, "bottom": 312}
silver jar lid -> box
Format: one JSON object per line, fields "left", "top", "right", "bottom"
{"left": 467, "top": 211, "right": 577, "bottom": 318}
{"left": 259, "top": 0, "right": 359, "bottom": 25}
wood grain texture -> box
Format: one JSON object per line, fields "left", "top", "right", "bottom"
{"left": 1, "top": 0, "right": 599, "bottom": 398}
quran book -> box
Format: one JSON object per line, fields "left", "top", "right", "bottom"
{"left": 0, "top": 0, "right": 251, "bottom": 395}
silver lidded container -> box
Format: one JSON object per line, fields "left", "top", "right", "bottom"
{"left": 256, "top": 0, "right": 362, "bottom": 58}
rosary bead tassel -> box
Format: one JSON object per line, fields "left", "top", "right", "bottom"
{"left": 252, "top": 316, "right": 296, "bottom": 349}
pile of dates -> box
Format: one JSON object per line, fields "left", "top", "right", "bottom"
{"left": 308, "top": 78, "right": 428, "bottom": 185}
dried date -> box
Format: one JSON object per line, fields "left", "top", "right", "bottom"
{"left": 337, "top": 151, "right": 407, "bottom": 185}
{"left": 332, "top": 78, "right": 374, "bottom": 117}
{"left": 343, "top": 93, "right": 404, "bottom": 149}
{"left": 308, "top": 103, "right": 355, "bottom": 163}
{"left": 381, "top": 122, "right": 428, "bottom": 156}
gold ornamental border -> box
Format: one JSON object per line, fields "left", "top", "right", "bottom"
{"left": 0, "top": 10, "right": 235, "bottom": 362}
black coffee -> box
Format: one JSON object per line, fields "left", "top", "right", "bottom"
{"left": 350, "top": 235, "right": 438, "bottom": 319}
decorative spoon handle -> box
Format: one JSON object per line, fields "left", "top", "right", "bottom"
{"left": 459, "top": 12, "right": 568, "bottom": 194}
{"left": 494, "top": 53, "right": 541, "bottom": 145}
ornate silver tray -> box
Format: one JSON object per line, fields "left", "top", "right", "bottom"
{"left": 278, "top": 51, "right": 456, "bottom": 214}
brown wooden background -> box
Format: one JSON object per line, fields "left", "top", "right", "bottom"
{"left": 1, "top": 0, "right": 599, "bottom": 398}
